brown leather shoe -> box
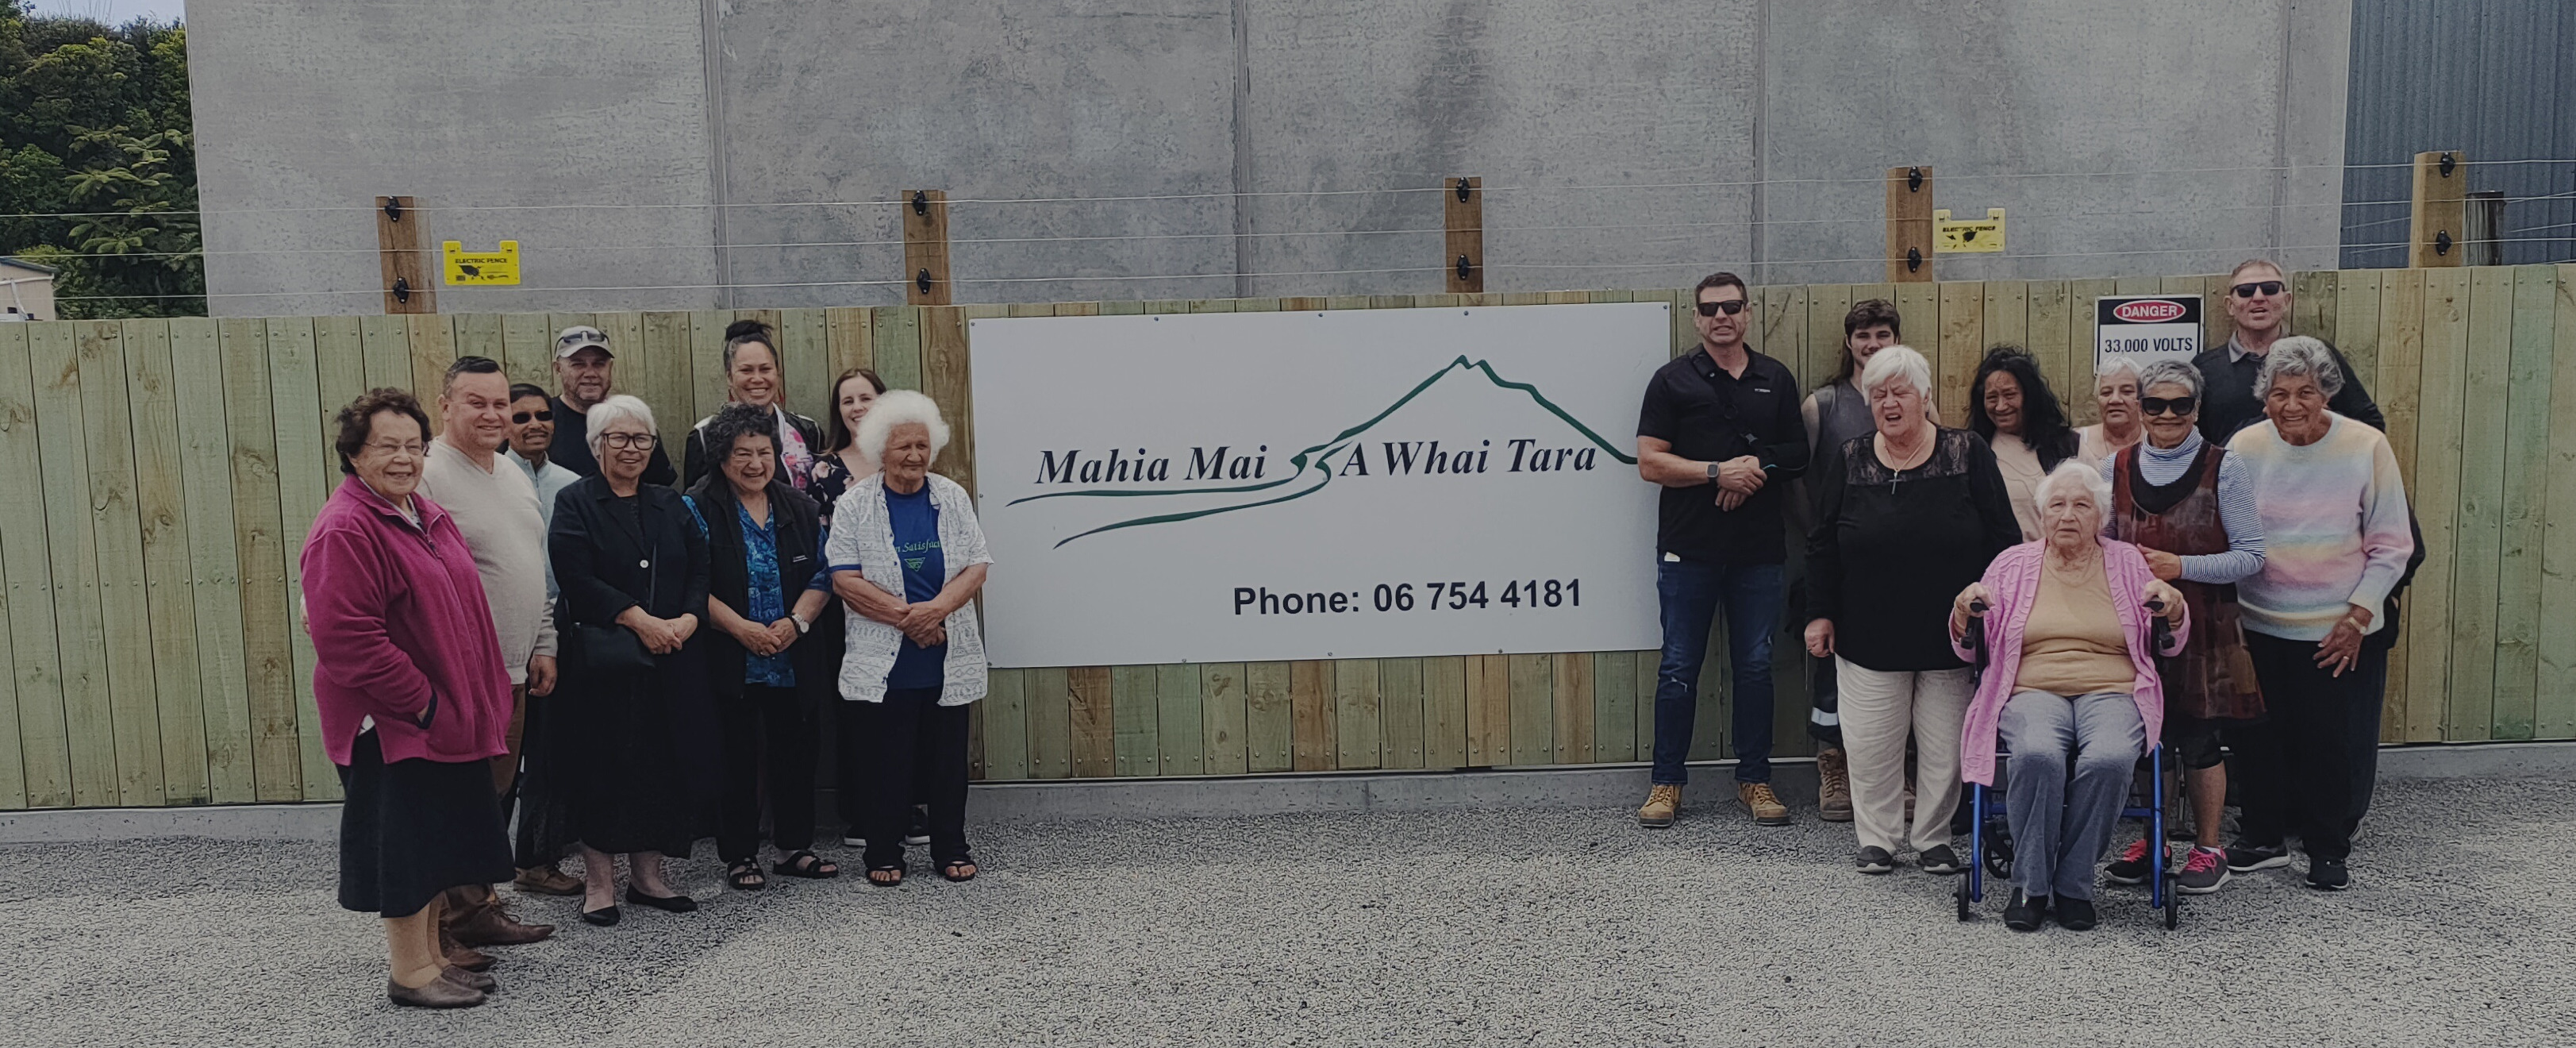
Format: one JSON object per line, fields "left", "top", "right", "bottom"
{"left": 451, "top": 895, "right": 556, "bottom": 947}
{"left": 1815, "top": 747, "right": 1854, "bottom": 823}
{"left": 513, "top": 864, "right": 583, "bottom": 896}
{"left": 1636, "top": 784, "right": 1682, "bottom": 829}
{"left": 442, "top": 965, "right": 497, "bottom": 994}
{"left": 387, "top": 975, "right": 485, "bottom": 1009}
{"left": 1738, "top": 782, "right": 1791, "bottom": 826}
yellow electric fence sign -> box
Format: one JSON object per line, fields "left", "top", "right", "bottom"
{"left": 1934, "top": 209, "right": 2006, "bottom": 253}
{"left": 441, "top": 241, "right": 521, "bottom": 286}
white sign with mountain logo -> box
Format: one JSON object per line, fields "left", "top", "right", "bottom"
{"left": 968, "top": 303, "right": 1670, "bottom": 667}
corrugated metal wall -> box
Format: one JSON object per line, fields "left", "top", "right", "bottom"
{"left": 2343, "top": 0, "right": 2576, "bottom": 268}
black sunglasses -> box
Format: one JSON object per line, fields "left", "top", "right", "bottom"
{"left": 511, "top": 409, "right": 553, "bottom": 424}
{"left": 2140, "top": 395, "right": 2198, "bottom": 417}
{"left": 1695, "top": 299, "right": 1750, "bottom": 317}
{"left": 2231, "top": 280, "right": 2286, "bottom": 299}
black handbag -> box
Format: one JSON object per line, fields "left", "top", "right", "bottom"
{"left": 576, "top": 520, "right": 660, "bottom": 676}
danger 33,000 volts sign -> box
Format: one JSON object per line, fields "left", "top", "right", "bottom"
{"left": 2094, "top": 295, "right": 2203, "bottom": 372}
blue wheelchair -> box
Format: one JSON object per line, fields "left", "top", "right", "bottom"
{"left": 1953, "top": 597, "right": 2181, "bottom": 929}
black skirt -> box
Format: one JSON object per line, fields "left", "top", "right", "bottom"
{"left": 522, "top": 647, "right": 721, "bottom": 858}
{"left": 336, "top": 731, "right": 515, "bottom": 918}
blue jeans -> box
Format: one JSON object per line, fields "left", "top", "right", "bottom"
{"left": 1651, "top": 558, "right": 1785, "bottom": 785}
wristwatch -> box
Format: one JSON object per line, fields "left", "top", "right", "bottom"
{"left": 1705, "top": 461, "right": 1721, "bottom": 481}
{"left": 791, "top": 614, "right": 811, "bottom": 635}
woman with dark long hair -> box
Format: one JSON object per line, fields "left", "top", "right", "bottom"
{"left": 810, "top": 366, "right": 890, "bottom": 528}
{"left": 1968, "top": 345, "right": 2082, "bottom": 541}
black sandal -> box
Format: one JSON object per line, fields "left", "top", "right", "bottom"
{"left": 727, "top": 860, "right": 766, "bottom": 891}
{"left": 939, "top": 856, "right": 978, "bottom": 883}
{"left": 771, "top": 850, "right": 840, "bottom": 880}
{"left": 866, "top": 864, "right": 905, "bottom": 888}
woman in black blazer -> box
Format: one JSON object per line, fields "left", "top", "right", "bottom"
{"left": 528, "top": 395, "right": 717, "bottom": 927}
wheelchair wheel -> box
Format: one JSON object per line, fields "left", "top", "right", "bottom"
{"left": 1956, "top": 873, "right": 1973, "bottom": 922}
{"left": 2164, "top": 876, "right": 2182, "bottom": 930}
{"left": 1984, "top": 827, "right": 2014, "bottom": 879}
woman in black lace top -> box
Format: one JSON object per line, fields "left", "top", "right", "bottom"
{"left": 810, "top": 367, "right": 888, "bottom": 526}
{"left": 1803, "top": 345, "right": 2021, "bottom": 877}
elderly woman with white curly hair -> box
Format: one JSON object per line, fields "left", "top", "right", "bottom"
{"left": 2218, "top": 336, "right": 2413, "bottom": 892}
{"left": 1952, "top": 462, "right": 2188, "bottom": 931}
{"left": 1805, "top": 345, "right": 2022, "bottom": 878}
{"left": 824, "top": 389, "right": 994, "bottom": 888}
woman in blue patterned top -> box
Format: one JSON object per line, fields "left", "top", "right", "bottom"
{"left": 686, "top": 403, "right": 840, "bottom": 890}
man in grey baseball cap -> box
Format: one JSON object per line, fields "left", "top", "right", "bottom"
{"left": 547, "top": 325, "right": 675, "bottom": 483}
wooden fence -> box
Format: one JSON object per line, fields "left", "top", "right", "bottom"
{"left": 0, "top": 265, "right": 2569, "bottom": 810}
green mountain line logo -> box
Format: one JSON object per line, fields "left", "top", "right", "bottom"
{"left": 1007, "top": 355, "right": 1638, "bottom": 547}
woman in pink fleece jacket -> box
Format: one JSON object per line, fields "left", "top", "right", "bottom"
{"left": 302, "top": 389, "right": 517, "bottom": 1009}
{"left": 1951, "top": 462, "right": 2186, "bottom": 932}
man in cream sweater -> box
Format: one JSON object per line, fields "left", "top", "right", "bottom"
{"left": 419, "top": 356, "right": 571, "bottom": 946}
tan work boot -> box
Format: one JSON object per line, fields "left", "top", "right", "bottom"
{"left": 1814, "top": 747, "right": 1854, "bottom": 823}
{"left": 1739, "top": 782, "right": 1790, "bottom": 826}
{"left": 514, "top": 863, "right": 583, "bottom": 896}
{"left": 1637, "top": 784, "right": 1682, "bottom": 829}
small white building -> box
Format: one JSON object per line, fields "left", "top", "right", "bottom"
{"left": 0, "top": 257, "right": 56, "bottom": 322}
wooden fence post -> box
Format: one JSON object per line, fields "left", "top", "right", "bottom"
{"left": 374, "top": 196, "right": 436, "bottom": 314}
{"left": 904, "top": 190, "right": 952, "bottom": 306}
{"left": 1886, "top": 167, "right": 1934, "bottom": 283}
{"left": 2409, "top": 151, "right": 2468, "bottom": 268}
{"left": 1445, "top": 177, "right": 1483, "bottom": 294}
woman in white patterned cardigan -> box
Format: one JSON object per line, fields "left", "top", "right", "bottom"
{"left": 825, "top": 389, "right": 994, "bottom": 888}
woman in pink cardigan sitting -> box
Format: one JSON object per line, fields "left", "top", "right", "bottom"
{"left": 1950, "top": 461, "right": 2186, "bottom": 933}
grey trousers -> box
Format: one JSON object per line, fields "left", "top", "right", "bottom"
{"left": 1999, "top": 689, "right": 2144, "bottom": 901}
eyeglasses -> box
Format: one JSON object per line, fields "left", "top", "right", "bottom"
{"left": 600, "top": 433, "right": 659, "bottom": 450}
{"left": 511, "top": 410, "right": 553, "bottom": 424}
{"left": 2231, "top": 280, "right": 2286, "bottom": 299}
{"left": 362, "top": 440, "right": 427, "bottom": 457}
{"left": 1696, "top": 299, "right": 1750, "bottom": 318}
{"left": 2140, "top": 395, "right": 2198, "bottom": 417}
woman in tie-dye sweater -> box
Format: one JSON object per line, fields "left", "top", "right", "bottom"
{"left": 2222, "top": 337, "right": 2413, "bottom": 893}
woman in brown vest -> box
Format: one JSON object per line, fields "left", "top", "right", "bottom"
{"left": 2098, "top": 358, "right": 2266, "bottom": 896}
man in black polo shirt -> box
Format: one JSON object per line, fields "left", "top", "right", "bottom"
{"left": 1633, "top": 272, "right": 1809, "bottom": 828}
{"left": 2193, "top": 259, "right": 2384, "bottom": 441}
{"left": 548, "top": 325, "right": 678, "bottom": 484}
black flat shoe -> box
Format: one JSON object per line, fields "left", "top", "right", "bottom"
{"left": 2055, "top": 896, "right": 2098, "bottom": 930}
{"left": 579, "top": 905, "right": 620, "bottom": 927}
{"left": 625, "top": 887, "right": 698, "bottom": 913}
{"left": 2003, "top": 890, "right": 2049, "bottom": 932}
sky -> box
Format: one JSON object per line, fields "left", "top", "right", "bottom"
{"left": 26, "top": 0, "right": 182, "bottom": 24}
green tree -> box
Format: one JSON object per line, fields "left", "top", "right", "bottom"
{"left": 0, "top": 2, "right": 198, "bottom": 318}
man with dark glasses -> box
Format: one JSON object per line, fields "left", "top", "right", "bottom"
{"left": 504, "top": 382, "right": 582, "bottom": 585}
{"left": 1633, "top": 272, "right": 1810, "bottom": 828}
{"left": 2192, "top": 260, "right": 2383, "bottom": 442}
{"left": 548, "top": 326, "right": 678, "bottom": 484}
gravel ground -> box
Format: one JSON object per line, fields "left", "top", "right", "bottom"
{"left": 2, "top": 774, "right": 2570, "bottom": 1047}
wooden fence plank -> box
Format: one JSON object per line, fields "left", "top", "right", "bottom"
{"left": 168, "top": 319, "right": 255, "bottom": 802}
{"left": 1067, "top": 665, "right": 1113, "bottom": 777}
{"left": 779, "top": 308, "right": 830, "bottom": 421}
{"left": 1590, "top": 649, "right": 1635, "bottom": 764}
{"left": 1983, "top": 280, "right": 2030, "bottom": 353}
{"left": 1332, "top": 659, "right": 1382, "bottom": 770}
{"left": 267, "top": 318, "right": 338, "bottom": 799}
{"left": 75, "top": 322, "right": 164, "bottom": 806}
{"left": 1110, "top": 664, "right": 1159, "bottom": 776}
{"left": 1936, "top": 282, "right": 1984, "bottom": 428}
{"left": 219, "top": 318, "right": 303, "bottom": 801}
{"left": 1244, "top": 661, "right": 1294, "bottom": 773}
{"left": 871, "top": 306, "right": 924, "bottom": 392}
{"left": 358, "top": 314, "right": 410, "bottom": 393}
{"left": 2292, "top": 269, "right": 2337, "bottom": 343}
{"left": 29, "top": 322, "right": 117, "bottom": 807}
{"left": 1157, "top": 662, "right": 1204, "bottom": 776}
{"left": 1290, "top": 659, "right": 1332, "bottom": 771}
{"left": 2065, "top": 279, "right": 2118, "bottom": 426}
{"left": 2027, "top": 282, "right": 2077, "bottom": 422}
{"left": 638, "top": 312, "right": 693, "bottom": 452}
{"left": 1508, "top": 653, "right": 1551, "bottom": 765}
{"left": 2405, "top": 269, "right": 2469, "bottom": 743}
{"left": 312, "top": 318, "right": 367, "bottom": 436}
{"left": 452, "top": 314, "right": 504, "bottom": 383}
{"left": 404, "top": 314, "right": 456, "bottom": 410}
{"left": 1026, "top": 666, "right": 1071, "bottom": 780}
{"left": 2489, "top": 264, "right": 2559, "bottom": 740}
{"left": 981, "top": 668, "right": 1028, "bottom": 781}
{"left": 1421, "top": 655, "right": 1467, "bottom": 769}
{"left": 2536, "top": 264, "right": 2576, "bottom": 741}
{"left": 2372, "top": 269, "right": 2425, "bottom": 739}
{"left": 1804, "top": 284, "right": 1854, "bottom": 391}
{"left": 1552, "top": 652, "right": 1594, "bottom": 765}
{"left": 1378, "top": 657, "right": 1424, "bottom": 770}
{"left": 1757, "top": 283, "right": 1809, "bottom": 383}
{"left": 921, "top": 306, "right": 975, "bottom": 491}
{"left": 2334, "top": 271, "right": 2385, "bottom": 393}
{"left": 2447, "top": 266, "right": 2514, "bottom": 742}
{"left": 1462, "top": 653, "right": 1490, "bottom": 765}
{"left": 1892, "top": 282, "right": 1939, "bottom": 383}
{"left": 0, "top": 322, "right": 55, "bottom": 807}
{"left": 825, "top": 306, "right": 874, "bottom": 379}
{"left": 688, "top": 310, "right": 730, "bottom": 432}
{"left": 499, "top": 313, "right": 555, "bottom": 389}
{"left": 1201, "top": 663, "right": 1249, "bottom": 776}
